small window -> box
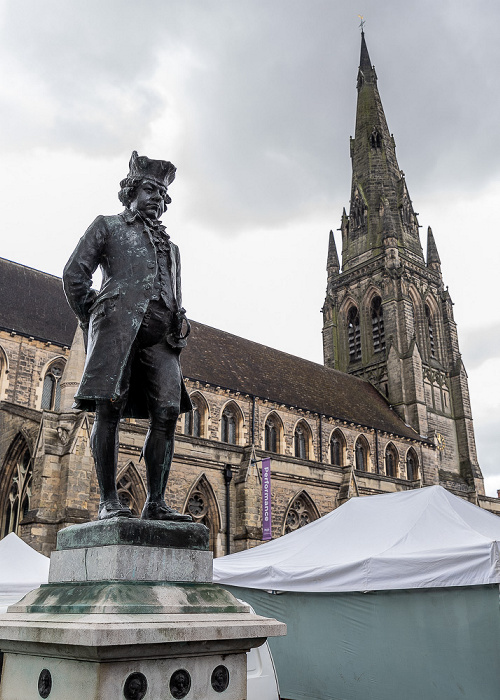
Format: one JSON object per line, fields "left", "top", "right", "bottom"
{"left": 294, "top": 422, "right": 310, "bottom": 460}
{"left": 185, "top": 405, "right": 201, "bottom": 437}
{"left": 347, "top": 306, "right": 361, "bottom": 362}
{"left": 221, "top": 406, "right": 238, "bottom": 444}
{"left": 265, "top": 414, "right": 280, "bottom": 454}
{"left": 385, "top": 443, "right": 398, "bottom": 477}
{"left": 41, "top": 360, "right": 65, "bottom": 410}
{"left": 355, "top": 436, "right": 370, "bottom": 471}
{"left": 406, "top": 448, "right": 419, "bottom": 481}
{"left": 330, "top": 430, "right": 346, "bottom": 467}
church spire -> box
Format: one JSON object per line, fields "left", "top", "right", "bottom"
{"left": 342, "top": 32, "right": 424, "bottom": 272}
{"left": 327, "top": 229, "right": 340, "bottom": 274}
{"left": 426, "top": 226, "right": 441, "bottom": 270}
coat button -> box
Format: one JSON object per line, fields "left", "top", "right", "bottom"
{"left": 147, "top": 262, "right": 155, "bottom": 269}
{"left": 145, "top": 284, "right": 151, "bottom": 290}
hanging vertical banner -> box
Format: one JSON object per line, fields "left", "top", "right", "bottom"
{"left": 261, "top": 457, "right": 272, "bottom": 540}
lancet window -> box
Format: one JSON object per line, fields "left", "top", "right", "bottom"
{"left": 330, "top": 430, "right": 346, "bottom": 467}
{"left": 1, "top": 440, "right": 32, "bottom": 538}
{"left": 406, "top": 448, "right": 419, "bottom": 481}
{"left": 425, "top": 304, "right": 436, "bottom": 359}
{"left": 221, "top": 403, "right": 240, "bottom": 445}
{"left": 264, "top": 413, "right": 281, "bottom": 454}
{"left": 116, "top": 464, "right": 144, "bottom": 517}
{"left": 371, "top": 296, "right": 385, "bottom": 353}
{"left": 355, "top": 436, "right": 370, "bottom": 472}
{"left": 347, "top": 306, "right": 361, "bottom": 363}
{"left": 385, "top": 443, "right": 398, "bottom": 478}
{"left": 294, "top": 422, "right": 310, "bottom": 460}
{"left": 41, "top": 359, "right": 66, "bottom": 411}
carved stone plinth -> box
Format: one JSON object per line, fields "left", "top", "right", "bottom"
{"left": 0, "top": 518, "right": 285, "bottom": 700}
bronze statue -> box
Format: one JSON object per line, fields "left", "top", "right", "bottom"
{"left": 63, "top": 151, "right": 193, "bottom": 521}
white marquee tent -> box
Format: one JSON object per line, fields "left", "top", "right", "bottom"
{"left": 214, "top": 486, "right": 500, "bottom": 700}
{"left": 0, "top": 533, "right": 49, "bottom": 612}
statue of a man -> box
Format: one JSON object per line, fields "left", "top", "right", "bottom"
{"left": 63, "top": 151, "right": 193, "bottom": 522}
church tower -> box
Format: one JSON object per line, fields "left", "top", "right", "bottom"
{"left": 322, "top": 32, "right": 484, "bottom": 495}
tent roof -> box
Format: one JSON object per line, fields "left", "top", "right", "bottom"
{"left": 213, "top": 486, "right": 500, "bottom": 592}
{"left": 0, "top": 533, "right": 49, "bottom": 588}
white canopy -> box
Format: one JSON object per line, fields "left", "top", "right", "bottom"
{"left": 0, "top": 532, "right": 50, "bottom": 611}
{"left": 213, "top": 486, "right": 500, "bottom": 592}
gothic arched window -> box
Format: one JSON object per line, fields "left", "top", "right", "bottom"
{"left": 406, "top": 448, "right": 419, "bottom": 481}
{"left": 264, "top": 413, "right": 281, "bottom": 454}
{"left": 330, "top": 429, "right": 346, "bottom": 467}
{"left": 184, "top": 475, "right": 221, "bottom": 554}
{"left": 41, "top": 359, "right": 66, "bottom": 411}
{"left": 371, "top": 296, "right": 385, "bottom": 353}
{"left": 221, "top": 403, "right": 241, "bottom": 445}
{"left": 1, "top": 439, "right": 32, "bottom": 538}
{"left": 385, "top": 443, "right": 399, "bottom": 478}
{"left": 347, "top": 306, "right": 361, "bottom": 362}
{"left": 294, "top": 421, "right": 310, "bottom": 460}
{"left": 117, "top": 463, "right": 145, "bottom": 517}
{"left": 284, "top": 491, "right": 320, "bottom": 534}
{"left": 425, "top": 304, "right": 436, "bottom": 359}
{"left": 185, "top": 393, "right": 207, "bottom": 438}
{"left": 355, "top": 436, "right": 370, "bottom": 471}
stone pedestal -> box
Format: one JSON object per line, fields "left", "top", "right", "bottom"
{"left": 0, "top": 519, "right": 285, "bottom": 700}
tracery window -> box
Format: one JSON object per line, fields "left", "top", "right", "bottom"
{"left": 284, "top": 492, "right": 319, "bottom": 534}
{"left": 264, "top": 414, "right": 281, "bottom": 454}
{"left": 116, "top": 465, "right": 144, "bottom": 516}
{"left": 425, "top": 304, "right": 436, "bottom": 359}
{"left": 294, "top": 421, "right": 310, "bottom": 460}
{"left": 355, "top": 436, "right": 370, "bottom": 471}
{"left": 347, "top": 306, "right": 361, "bottom": 362}
{"left": 406, "top": 448, "right": 419, "bottom": 481}
{"left": 330, "top": 430, "right": 346, "bottom": 467}
{"left": 2, "top": 442, "right": 32, "bottom": 538}
{"left": 385, "top": 443, "right": 398, "bottom": 478}
{"left": 221, "top": 403, "right": 240, "bottom": 445}
{"left": 184, "top": 476, "right": 221, "bottom": 554}
{"left": 41, "top": 359, "right": 66, "bottom": 411}
{"left": 371, "top": 296, "right": 385, "bottom": 353}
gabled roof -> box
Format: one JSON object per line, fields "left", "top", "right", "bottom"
{"left": 0, "top": 257, "right": 77, "bottom": 346}
{"left": 0, "top": 257, "right": 422, "bottom": 441}
{"left": 183, "top": 322, "right": 423, "bottom": 441}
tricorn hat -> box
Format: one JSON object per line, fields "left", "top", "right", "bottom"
{"left": 126, "top": 150, "right": 176, "bottom": 188}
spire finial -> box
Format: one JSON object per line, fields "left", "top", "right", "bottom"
{"left": 358, "top": 14, "right": 366, "bottom": 33}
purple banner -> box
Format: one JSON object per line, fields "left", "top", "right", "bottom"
{"left": 261, "top": 458, "right": 272, "bottom": 541}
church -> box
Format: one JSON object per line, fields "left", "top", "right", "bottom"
{"left": 0, "top": 33, "right": 497, "bottom": 558}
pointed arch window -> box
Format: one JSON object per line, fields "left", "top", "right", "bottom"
{"left": 184, "top": 476, "right": 221, "bottom": 554}
{"left": 41, "top": 359, "right": 66, "bottom": 411}
{"left": 330, "top": 430, "right": 346, "bottom": 467}
{"left": 265, "top": 413, "right": 281, "bottom": 454}
{"left": 406, "top": 448, "right": 419, "bottom": 481}
{"left": 425, "top": 304, "right": 436, "bottom": 359}
{"left": 371, "top": 296, "right": 385, "bottom": 353}
{"left": 284, "top": 491, "right": 320, "bottom": 534}
{"left": 355, "top": 436, "right": 370, "bottom": 471}
{"left": 221, "top": 403, "right": 241, "bottom": 445}
{"left": 1, "top": 441, "right": 32, "bottom": 538}
{"left": 385, "top": 443, "right": 399, "bottom": 478}
{"left": 294, "top": 421, "right": 310, "bottom": 460}
{"left": 117, "top": 464, "right": 145, "bottom": 517}
{"left": 347, "top": 306, "right": 361, "bottom": 362}
{"left": 185, "top": 394, "right": 207, "bottom": 438}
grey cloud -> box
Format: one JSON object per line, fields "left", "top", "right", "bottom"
{"left": 460, "top": 324, "right": 500, "bottom": 368}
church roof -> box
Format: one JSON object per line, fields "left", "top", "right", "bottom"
{"left": 0, "top": 257, "right": 424, "bottom": 442}
{"left": 184, "top": 322, "right": 424, "bottom": 441}
{"left": 0, "top": 257, "right": 77, "bottom": 346}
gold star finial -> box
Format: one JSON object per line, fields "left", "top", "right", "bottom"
{"left": 358, "top": 15, "right": 365, "bottom": 32}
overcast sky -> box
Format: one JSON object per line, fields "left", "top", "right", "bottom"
{"left": 0, "top": 0, "right": 499, "bottom": 494}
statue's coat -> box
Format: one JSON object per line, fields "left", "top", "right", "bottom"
{"left": 63, "top": 209, "right": 192, "bottom": 418}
